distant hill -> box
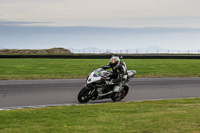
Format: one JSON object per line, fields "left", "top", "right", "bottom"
{"left": 0, "top": 48, "right": 71, "bottom": 55}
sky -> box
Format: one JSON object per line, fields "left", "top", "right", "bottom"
{"left": 1, "top": 0, "right": 200, "bottom": 52}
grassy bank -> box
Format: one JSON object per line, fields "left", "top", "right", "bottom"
{"left": 0, "top": 59, "right": 200, "bottom": 80}
{"left": 0, "top": 98, "right": 200, "bottom": 133}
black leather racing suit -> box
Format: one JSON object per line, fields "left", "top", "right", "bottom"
{"left": 101, "top": 61, "right": 127, "bottom": 84}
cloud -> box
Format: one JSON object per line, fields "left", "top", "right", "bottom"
{"left": 1, "top": 0, "right": 200, "bottom": 27}
{"left": 0, "top": 20, "right": 49, "bottom": 26}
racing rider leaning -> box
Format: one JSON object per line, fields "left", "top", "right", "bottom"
{"left": 101, "top": 56, "right": 127, "bottom": 85}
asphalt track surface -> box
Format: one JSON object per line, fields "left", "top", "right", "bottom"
{"left": 0, "top": 78, "right": 200, "bottom": 109}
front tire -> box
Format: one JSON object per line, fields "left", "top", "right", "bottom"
{"left": 78, "top": 87, "right": 91, "bottom": 103}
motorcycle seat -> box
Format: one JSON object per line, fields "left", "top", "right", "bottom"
{"left": 127, "top": 70, "right": 136, "bottom": 79}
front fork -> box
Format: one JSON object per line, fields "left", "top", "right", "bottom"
{"left": 85, "top": 84, "right": 97, "bottom": 98}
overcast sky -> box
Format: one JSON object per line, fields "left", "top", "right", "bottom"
{"left": 1, "top": 0, "right": 200, "bottom": 27}
{"left": 1, "top": 0, "right": 200, "bottom": 51}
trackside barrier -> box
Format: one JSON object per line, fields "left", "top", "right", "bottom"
{"left": 0, "top": 55, "right": 200, "bottom": 59}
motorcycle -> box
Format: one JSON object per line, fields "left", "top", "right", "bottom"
{"left": 78, "top": 67, "right": 136, "bottom": 103}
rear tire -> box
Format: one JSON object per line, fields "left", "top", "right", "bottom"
{"left": 78, "top": 87, "right": 91, "bottom": 103}
{"left": 111, "top": 85, "right": 129, "bottom": 102}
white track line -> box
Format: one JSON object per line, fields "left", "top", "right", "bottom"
{"left": 0, "top": 97, "right": 198, "bottom": 111}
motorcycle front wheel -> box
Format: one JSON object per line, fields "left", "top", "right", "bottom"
{"left": 78, "top": 87, "right": 91, "bottom": 103}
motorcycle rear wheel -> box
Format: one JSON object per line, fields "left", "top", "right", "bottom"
{"left": 111, "top": 87, "right": 128, "bottom": 102}
{"left": 78, "top": 87, "right": 91, "bottom": 103}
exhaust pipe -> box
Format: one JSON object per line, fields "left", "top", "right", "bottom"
{"left": 98, "top": 91, "right": 113, "bottom": 97}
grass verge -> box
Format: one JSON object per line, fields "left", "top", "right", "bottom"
{"left": 0, "top": 98, "right": 200, "bottom": 133}
{"left": 0, "top": 59, "right": 200, "bottom": 80}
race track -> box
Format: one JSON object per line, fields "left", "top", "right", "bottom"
{"left": 0, "top": 78, "right": 200, "bottom": 109}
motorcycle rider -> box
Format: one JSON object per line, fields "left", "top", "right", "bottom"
{"left": 98, "top": 56, "right": 127, "bottom": 95}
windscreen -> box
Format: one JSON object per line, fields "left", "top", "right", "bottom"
{"left": 93, "top": 68, "right": 103, "bottom": 77}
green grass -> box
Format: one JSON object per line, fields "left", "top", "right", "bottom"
{"left": 0, "top": 98, "right": 200, "bottom": 133}
{"left": 0, "top": 59, "right": 200, "bottom": 80}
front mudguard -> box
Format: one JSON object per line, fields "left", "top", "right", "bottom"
{"left": 84, "top": 84, "right": 95, "bottom": 90}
